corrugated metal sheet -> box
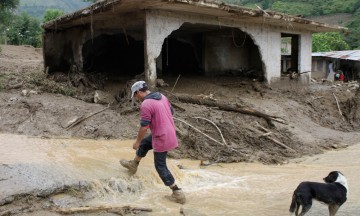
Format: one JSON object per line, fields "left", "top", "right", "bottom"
{"left": 312, "top": 50, "right": 360, "bottom": 61}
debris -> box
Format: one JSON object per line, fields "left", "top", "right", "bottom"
{"left": 156, "top": 78, "right": 169, "bottom": 87}
{"left": 53, "top": 205, "right": 152, "bottom": 215}
{"left": 332, "top": 92, "right": 344, "bottom": 121}
{"left": 170, "top": 93, "right": 287, "bottom": 126}
{"left": 65, "top": 105, "right": 111, "bottom": 130}
{"left": 94, "top": 90, "right": 115, "bottom": 104}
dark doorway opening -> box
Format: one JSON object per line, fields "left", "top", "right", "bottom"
{"left": 281, "top": 33, "right": 299, "bottom": 74}
{"left": 82, "top": 34, "right": 144, "bottom": 77}
{"left": 160, "top": 34, "right": 203, "bottom": 77}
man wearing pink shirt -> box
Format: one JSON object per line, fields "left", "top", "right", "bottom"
{"left": 120, "top": 81, "right": 186, "bottom": 204}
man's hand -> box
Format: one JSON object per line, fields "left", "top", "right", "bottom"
{"left": 132, "top": 141, "right": 140, "bottom": 150}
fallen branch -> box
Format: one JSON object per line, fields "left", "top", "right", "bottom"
{"left": 254, "top": 122, "right": 295, "bottom": 152}
{"left": 173, "top": 117, "right": 225, "bottom": 146}
{"left": 170, "top": 94, "right": 287, "bottom": 126}
{"left": 264, "top": 135, "right": 296, "bottom": 152}
{"left": 172, "top": 102, "right": 186, "bottom": 112}
{"left": 53, "top": 205, "right": 152, "bottom": 215}
{"left": 66, "top": 105, "right": 111, "bottom": 130}
{"left": 7, "top": 81, "right": 23, "bottom": 89}
{"left": 171, "top": 74, "right": 181, "bottom": 93}
{"left": 192, "top": 117, "right": 227, "bottom": 145}
{"left": 332, "top": 92, "right": 345, "bottom": 120}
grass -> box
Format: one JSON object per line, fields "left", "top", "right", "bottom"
{"left": 0, "top": 74, "right": 10, "bottom": 90}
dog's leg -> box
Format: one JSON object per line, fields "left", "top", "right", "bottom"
{"left": 328, "top": 204, "right": 340, "bottom": 216}
{"left": 295, "top": 203, "right": 300, "bottom": 216}
{"left": 299, "top": 204, "right": 311, "bottom": 216}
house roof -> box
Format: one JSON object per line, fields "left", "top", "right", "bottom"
{"left": 312, "top": 50, "right": 360, "bottom": 61}
{"left": 43, "top": 0, "right": 346, "bottom": 33}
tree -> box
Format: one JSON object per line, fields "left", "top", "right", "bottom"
{"left": 0, "top": 0, "right": 20, "bottom": 44}
{"left": 7, "top": 12, "right": 42, "bottom": 47}
{"left": 43, "top": 9, "right": 65, "bottom": 23}
{"left": 312, "top": 32, "right": 350, "bottom": 52}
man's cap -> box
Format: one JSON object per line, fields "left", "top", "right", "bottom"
{"left": 131, "top": 81, "right": 148, "bottom": 98}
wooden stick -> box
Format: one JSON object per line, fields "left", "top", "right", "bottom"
{"left": 332, "top": 92, "right": 344, "bottom": 120}
{"left": 173, "top": 117, "right": 225, "bottom": 146}
{"left": 171, "top": 74, "right": 181, "bottom": 93}
{"left": 53, "top": 205, "right": 152, "bottom": 214}
{"left": 192, "top": 117, "right": 227, "bottom": 145}
{"left": 66, "top": 105, "right": 111, "bottom": 130}
{"left": 254, "top": 122, "right": 296, "bottom": 152}
{"left": 170, "top": 93, "right": 287, "bottom": 126}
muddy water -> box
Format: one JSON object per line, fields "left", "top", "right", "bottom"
{"left": 0, "top": 134, "right": 359, "bottom": 215}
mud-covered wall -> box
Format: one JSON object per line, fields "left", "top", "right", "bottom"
{"left": 204, "top": 30, "right": 249, "bottom": 76}
{"left": 203, "top": 29, "right": 262, "bottom": 77}
{"left": 43, "top": 28, "right": 86, "bottom": 73}
{"left": 44, "top": 9, "right": 313, "bottom": 85}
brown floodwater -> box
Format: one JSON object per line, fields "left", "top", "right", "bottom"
{"left": 0, "top": 134, "right": 359, "bottom": 215}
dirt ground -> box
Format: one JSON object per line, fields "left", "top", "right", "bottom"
{"left": 1, "top": 44, "right": 360, "bottom": 166}
{"left": 2, "top": 44, "right": 360, "bottom": 216}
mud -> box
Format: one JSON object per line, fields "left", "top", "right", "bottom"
{"left": 1, "top": 44, "right": 360, "bottom": 215}
{"left": 1, "top": 45, "right": 360, "bottom": 165}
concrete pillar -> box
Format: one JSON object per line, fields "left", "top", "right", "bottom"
{"left": 299, "top": 33, "right": 312, "bottom": 83}
{"left": 71, "top": 29, "right": 86, "bottom": 72}
{"left": 144, "top": 11, "right": 183, "bottom": 89}
{"left": 244, "top": 27, "right": 281, "bottom": 83}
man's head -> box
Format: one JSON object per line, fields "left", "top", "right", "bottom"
{"left": 131, "top": 81, "right": 149, "bottom": 100}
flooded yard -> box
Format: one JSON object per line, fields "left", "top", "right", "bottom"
{"left": 0, "top": 133, "right": 359, "bottom": 215}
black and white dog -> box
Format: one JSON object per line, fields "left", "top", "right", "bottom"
{"left": 289, "top": 171, "right": 348, "bottom": 216}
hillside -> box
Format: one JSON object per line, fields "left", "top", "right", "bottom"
{"left": 18, "top": 0, "right": 91, "bottom": 18}
{"left": 224, "top": 0, "right": 360, "bottom": 48}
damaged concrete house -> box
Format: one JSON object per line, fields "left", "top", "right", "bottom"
{"left": 42, "top": 0, "right": 346, "bottom": 90}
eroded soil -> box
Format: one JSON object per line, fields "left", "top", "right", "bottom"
{"left": 1, "top": 44, "right": 360, "bottom": 215}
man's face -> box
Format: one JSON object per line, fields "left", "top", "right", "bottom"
{"left": 134, "top": 91, "right": 142, "bottom": 101}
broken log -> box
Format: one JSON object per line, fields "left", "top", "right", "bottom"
{"left": 332, "top": 92, "right": 345, "bottom": 121}
{"left": 65, "top": 106, "right": 110, "bottom": 130}
{"left": 170, "top": 94, "right": 287, "bottom": 126}
{"left": 7, "top": 81, "right": 23, "bottom": 89}
{"left": 53, "top": 205, "right": 152, "bottom": 215}
{"left": 254, "top": 122, "right": 295, "bottom": 152}
{"left": 173, "top": 117, "right": 225, "bottom": 146}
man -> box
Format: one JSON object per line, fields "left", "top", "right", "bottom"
{"left": 327, "top": 61, "right": 335, "bottom": 82}
{"left": 120, "top": 80, "right": 186, "bottom": 204}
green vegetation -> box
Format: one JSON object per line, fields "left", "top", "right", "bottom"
{"left": 312, "top": 32, "right": 350, "bottom": 52}
{"left": 7, "top": 12, "right": 42, "bottom": 47}
{"left": 0, "top": 0, "right": 20, "bottom": 47}
{"left": 43, "top": 9, "right": 65, "bottom": 22}
{"left": 1, "top": 0, "right": 360, "bottom": 51}
{"left": 223, "top": 0, "right": 359, "bottom": 51}
{"left": 19, "top": 0, "right": 90, "bottom": 18}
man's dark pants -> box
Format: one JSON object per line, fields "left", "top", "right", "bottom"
{"left": 136, "top": 135, "right": 175, "bottom": 186}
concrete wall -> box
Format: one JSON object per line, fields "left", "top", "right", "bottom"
{"left": 43, "top": 28, "right": 87, "bottom": 73}
{"left": 44, "top": 9, "right": 314, "bottom": 86}
{"left": 203, "top": 30, "right": 249, "bottom": 76}
{"left": 144, "top": 10, "right": 313, "bottom": 85}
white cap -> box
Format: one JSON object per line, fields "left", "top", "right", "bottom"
{"left": 130, "top": 81, "right": 147, "bottom": 98}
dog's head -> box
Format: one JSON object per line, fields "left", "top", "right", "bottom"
{"left": 323, "top": 171, "right": 348, "bottom": 190}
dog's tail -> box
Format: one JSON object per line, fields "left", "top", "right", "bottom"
{"left": 289, "top": 194, "right": 297, "bottom": 214}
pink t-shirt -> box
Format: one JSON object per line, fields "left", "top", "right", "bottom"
{"left": 140, "top": 94, "right": 178, "bottom": 152}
